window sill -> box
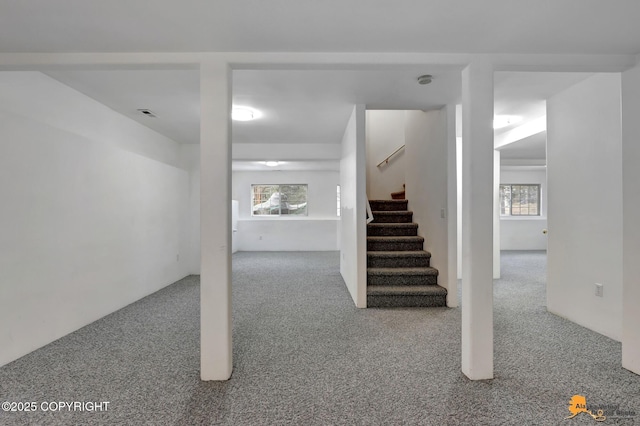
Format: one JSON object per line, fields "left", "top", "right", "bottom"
{"left": 241, "top": 217, "right": 340, "bottom": 221}
{"left": 500, "top": 216, "right": 547, "bottom": 221}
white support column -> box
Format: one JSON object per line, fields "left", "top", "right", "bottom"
{"left": 461, "top": 60, "right": 494, "bottom": 380}
{"left": 200, "top": 60, "right": 232, "bottom": 380}
{"left": 621, "top": 62, "right": 640, "bottom": 375}
{"left": 493, "top": 149, "right": 501, "bottom": 279}
{"left": 446, "top": 104, "right": 459, "bottom": 308}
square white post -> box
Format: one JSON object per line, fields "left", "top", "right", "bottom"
{"left": 494, "top": 149, "right": 501, "bottom": 279}
{"left": 621, "top": 63, "right": 640, "bottom": 375}
{"left": 200, "top": 60, "right": 233, "bottom": 380}
{"left": 446, "top": 104, "right": 459, "bottom": 308}
{"left": 461, "top": 60, "right": 494, "bottom": 380}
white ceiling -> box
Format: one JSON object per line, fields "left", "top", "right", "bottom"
{"left": 2, "top": 1, "right": 640, "bottom": 55}
{"left": 493, "top": 72, "right": 593, "bottom": 124}
{"left": 5, "top": 2, "right": 635, "bottom": 158}
{"left": 233, "top": 67, "right": 464, "bottom": 145}
{"left": 498, "top": 132, "right": 547, "bottom": 160}
{"left": 44, "top": 66, "right": 465, "bottom": 146}
{"left": 45, "top": 69, "right": 201, "bottom": 145}
{"left": 493, "top": 72, "right": 595, "bottom": 161}
{"left": 40, "top": 67, "right": 591, "bottom": 163}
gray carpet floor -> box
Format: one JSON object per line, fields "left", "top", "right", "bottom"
{"left": 1, "top": 251, "right": 638, "bottom": 425}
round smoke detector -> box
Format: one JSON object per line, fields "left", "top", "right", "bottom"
{"left": 417, "top": 74, "right": 433, "bottom": 85}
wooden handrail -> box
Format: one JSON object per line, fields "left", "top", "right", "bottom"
{"left": 377, "top": 145, "right": 405, "bottom": 167}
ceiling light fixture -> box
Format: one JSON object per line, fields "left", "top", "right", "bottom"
{"left": 265, "top": 161, "right": 279, "bottom": 167}
{"left": 417, "top": 74, "right": 433, "bottom": 85}
{"left": 232, "top": 106, "right": 261, "bottom": 121}
{"left": 493, "top": 115, "right": 522, "bottom": 129}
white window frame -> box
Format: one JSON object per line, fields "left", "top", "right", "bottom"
{"left": 500, "top": 184, "right": 541, "bottom": 217}
{"left": 251, "top": 184, "right": 308, "bottom": 217}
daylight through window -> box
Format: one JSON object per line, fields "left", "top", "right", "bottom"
{"left": 500, "top": 184, "right": 540, "bottom": 216}
{"left": 252, "top": 184, "right": 308, "bottom": 216}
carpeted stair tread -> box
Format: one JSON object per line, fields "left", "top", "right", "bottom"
{"left": 366, "top": 236, "right": 424, "bottom": 242}
{"left": 367, "top": 250, "right": 431, "bottom": 258}
{"left": 367, "top": 222, "right": 419, "bottom": 236}
{"left": 369, "top": 200, "right": 408, "bottom": 211}
{"left": 367, "top": 222, "right": 418, "bottom": 228}
{"left": 367, "top": 251, "right": 431, "bottom": 268}
{"left": 367, "top": 285, "right": 447, "bottom": 307}
{"left": 371, "top": 210, "right": 413, "bottom": 216}
{"left": 367, "top": 267, "right": 439, "bottom": 276}
{"left": 370, "top": 210, "right": 413, "bottom": 223}
{"left": 367, "top": 236, "right": 425, "bottom": 251}
{"left": 367, "top": 265, "right": 438, "bottom": 285}
{"left": 390, "top": 190, "right": 406, "bottom": 200}
{"left": 367, "top": 284, "right": 447, "bottom": 296}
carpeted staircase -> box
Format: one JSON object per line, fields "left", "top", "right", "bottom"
{"left": 367, "top": 198, "right": 448, "bottom": 308}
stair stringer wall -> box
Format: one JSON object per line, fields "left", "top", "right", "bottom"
{"left": 405, "top": 107, "right": 458, "bottom": 307}
{"left": 340, "top": 104, "right": 367, "bottom": 308}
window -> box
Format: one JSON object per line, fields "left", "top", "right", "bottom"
{"left": 252, "top": 184, "right": 308, "bottom": 216}
{"left": 337, "top": 185, "right": 341, "bottom": 217}
{"left": 500, "top": 184, "right": 540, "bottom": 216}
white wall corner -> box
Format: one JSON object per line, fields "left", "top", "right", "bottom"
{"left": 446, "top": 104, "right": 459, "bottom": 307}
{"left": 339, "top": 104, "right": 367, "bottom": 308}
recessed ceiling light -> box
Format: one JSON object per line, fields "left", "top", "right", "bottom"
{"left": 232, "top": 106, "right": 261, "bottom": 121}
{"left": 494, "top": 115, "right": 522, "bottom": 129}
{"left": 265, "top": 161, "right": 279, "bottom": 167}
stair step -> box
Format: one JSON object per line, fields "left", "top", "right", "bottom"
{"left": 391, "top": 191, "right": 406, "bottom": 200}
{"left": 367, "top": 236, "right": 424, "bottom": 251}
{"left": 367, "top": 251, "right": 431, "bottom": 268}
{"left": 367, "top": 285, "right": 447, "bottom": 308}
{"left": 369, "top": 200, "right": 408, "bottom": 211}
{"left": 367, "top": 267, "right": 439, "bottom": 286}
{"left": 370, "top": 211, "right": 413, "bottom": 223}
{"left": 367, "top": 222, "right": 418, "bottom": 236}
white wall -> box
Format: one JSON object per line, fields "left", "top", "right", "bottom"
{"left": 0, "top": 72, "right": 190, "bottom": 367}
{"left": 621, "top": 63, "right": 640, "bottom": 375}
{"left": 547, "top": 73, "right": 623, "bottom": 341}
{"left": 340, "top": 105, "right": 367, "bottom": 307}
{"left": 405, "top": 108, "right": 456, "bottom": 306}
{"left": 233, "top": 143, "right": 341, "bottom": 161}
{"left": 232, "top": 170, "right": 339, "bottom": 251}
{"left": 232, "top": 200, "right": 239, "bottom": 254}
{"left": 500, "top": 167, "right": 548, "bottom": 250}
{"left": 180, "top": 144, "right": 201, "bottom": 273}
{"left": 365, "top": 110, "right": 406, "bottom": 200}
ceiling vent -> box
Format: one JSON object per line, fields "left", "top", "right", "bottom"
{"left": 137, "top": 109, "right": 157, "bottom": 118}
